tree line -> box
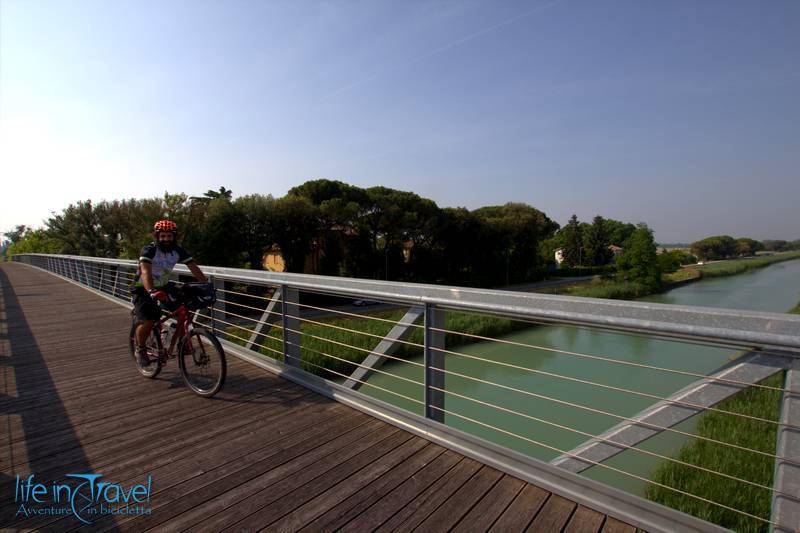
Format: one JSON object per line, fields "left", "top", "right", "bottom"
{"left": 4, "top": 181, "right": 563, "bottom": 287}
{"left": 5, "top": 179, "right": 795, "bottom": 290}
{"left": 689, "top": 235, "right": 800, "bottom": 261}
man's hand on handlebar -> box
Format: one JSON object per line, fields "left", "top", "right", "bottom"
{"left": 149, "top": 289, "right": 168, "bottom": 302}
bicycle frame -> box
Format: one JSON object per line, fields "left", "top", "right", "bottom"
{"left": 153, "top": 304, "right": 195, "bottom": 358}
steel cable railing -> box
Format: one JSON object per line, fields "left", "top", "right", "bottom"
{"left": 426, "top": 343, "right": 795, "bottom": 430}
{"left": 429, "top": 321, "right": 798, "bottom": 395}
{"left": 427, "top": 362, "right": 799, "bottom": 466}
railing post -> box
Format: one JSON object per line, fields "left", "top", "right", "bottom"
{"left": 281, "top": 284, "right": 301, "bottom": 368}
{"left": 208, "top": 275, "right": 223, "bottom": 332}
{"left": 424, "top": 303, "right": 446, "bottom": 422}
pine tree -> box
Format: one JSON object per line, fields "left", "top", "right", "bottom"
{"left": 561, "top": 214, "right": 582, "bottom": 267}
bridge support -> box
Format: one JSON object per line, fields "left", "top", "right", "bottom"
{"left": 244, "top": 287, "right": 282, "bottom": 351}
{"left": 552, "top": 350, "right": 787, "bottom": 473}
{"left": 343, "top": 306, "right": 424, "bottom": 390}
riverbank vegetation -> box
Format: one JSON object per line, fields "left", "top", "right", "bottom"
{"left": 696, "top": 252, "right": 800, "bottom": 278}
{"left": 643, "top": 298, "right": 800, "bottom": 530}
{"left": 644, "top": 373, "right": 783, "bottom": 532}
{"left": 554, "top": 252, "right": 800, "bottom": 300}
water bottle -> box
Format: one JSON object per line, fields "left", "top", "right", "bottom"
{"left": 162, "top": 322, "right": 177, "bottom": 348}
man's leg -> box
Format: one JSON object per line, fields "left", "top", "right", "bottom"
{"left": 136, "top": 320, "right": 155, "bottom": 347}
{"left": 132, "top": 290, "right": 159, "bottom": 366}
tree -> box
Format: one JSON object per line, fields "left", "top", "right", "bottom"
{"left": 4, "top": 225, "right": 29, "bottom": 245}
{"left": 560, "top": 215, "right": 583, "bottom": 267}
{"left": 473, "top": 203, "right": 558, "bottom": 284}
{"left": 762, "top": 240, "right": 789, "bottom": 252}
{"left": 617, "top": 224, "right": 661, "bottom": 291}
{"left": 189, "top": 186, "right": 233, "bottom": 204}
{"left": 735, "top": 238, "right": 762, "bottom": 257}
{"left": 46, "top": 200, "right": 115, "bottom": 257}
{"left": 271, "top": 196, "right": 320, "bottom": 273}
{"left": 6, "top": 228, "right": 61, "bottom": 256}
{"left": 584, "top": 216, "right": 612, "bottom": 266}
{"left": 605, "top": 219, "right": 637, "bottom": 247}
{"left": 657, "top": 250, "right": 683, "bottom": 274}
{"left": 234, "top": 194, "right": 275, "bottom": 269}
{"left": 690, "top": 235, "right": 737, "bottom": 260}
{"left": 195, "top": 197, "right": 245, "bottom": 268}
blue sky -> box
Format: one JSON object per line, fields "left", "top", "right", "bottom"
{"left": 1, "top": 0, "right": 798, "bottom": 243}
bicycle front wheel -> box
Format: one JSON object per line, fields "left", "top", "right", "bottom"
{"left": 178, "top": 328, "right": 226, "bottom": 398}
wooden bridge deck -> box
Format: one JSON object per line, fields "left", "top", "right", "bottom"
{"left": 0, "top": 262, "right": 637, "bottom": 532}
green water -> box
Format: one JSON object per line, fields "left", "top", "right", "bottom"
{"left": 361, "top": 259, "right": 800, "bottom": 495}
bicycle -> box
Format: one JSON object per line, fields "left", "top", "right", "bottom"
{"left": 128, "top": 282, "right": 226, "bottom": 398}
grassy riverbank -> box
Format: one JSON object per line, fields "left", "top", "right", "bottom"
{"left": 557, "top": 252, "right": 800, "bottom": 300}
{"left": 644, "top": 373, "right": 784, "bottom": 532}
{"left": 696, "top": 252, "right": 800, "bottom": 278}
{"left": 644, "top": 298, "right": 800, "bottom": 531}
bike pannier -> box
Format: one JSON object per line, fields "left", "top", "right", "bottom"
{"left": 183, "top": 283, "right": 217, "bottom": 310}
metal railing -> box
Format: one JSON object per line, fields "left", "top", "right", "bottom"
{"left": 12, "top": 253, "right": 800, "bottom": 532}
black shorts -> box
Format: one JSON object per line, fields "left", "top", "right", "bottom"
{"left": 131, "top": 283, "right": 179, "bottom": 321}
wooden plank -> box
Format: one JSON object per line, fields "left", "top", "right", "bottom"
{"left": 337, "top": 449, "right": 463, "bottom": 532}
{"left": 145, "top": 422, "right": 398, "bottom": 532}
{"left": 262, "top": 437, "right": 430, "bottom": 531}
{"left": 565, "top": 505, "right": 606, "bottom": 533}
{"left": 375, "top": 457, "right": 483, "bottom": 532}
{"left": 220, "top": 431, "right": 417, "bottom": 531}
{"left": 452, "top": 475, "right": 526, "bottom": 532}
{"left": 55, "top": 409, "right": 371, "bottom": 533}
{"left": 489, "top": 484, "right": 550, "bottom": 531}
{"left": 527, "top": 494, "right": 577, "bottom": 531}
{"left": 298, "top": 443, "right": 448, "bottom": 532}
{"left": 17, "top": 402, "right": 362, "bottom": 532}
{"left": 413, "top": 466, "right": 505, "bottom": 532}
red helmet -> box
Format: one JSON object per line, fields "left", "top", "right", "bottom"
{"left": 153, "top": 220, "right": 177, "bottom": 233}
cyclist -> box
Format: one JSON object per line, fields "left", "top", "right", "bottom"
{"left": 132, "top": 220, "right": 207, "bottom": 366}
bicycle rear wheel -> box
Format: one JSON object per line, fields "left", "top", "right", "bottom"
{"left": 129, "top": 319, "right": 162, "bottom": 378}
{"left": 178, "top": 327, "right": 226, "bottom": 398}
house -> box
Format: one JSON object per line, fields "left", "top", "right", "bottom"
{"left": 262, "top": 244, "right": 286, "bottom": 272}
{"left": 554, "top": 247, "right": 565, "bottom": 267}
{"left": 608, "top": 245, "right": 623, "bottom": 258}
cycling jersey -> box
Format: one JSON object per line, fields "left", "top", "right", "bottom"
{"left": 134, "top": 242, "right": 194, "bottom": 288}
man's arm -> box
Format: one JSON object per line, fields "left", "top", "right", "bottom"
{"left": 140, "top": 262, "right": 155, "bottom": 292}
{"left": 187, "top": 261, "right": 207, "bottom": 283}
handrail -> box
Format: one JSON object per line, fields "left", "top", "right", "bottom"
{"left": 17, "top": 252, "right": 800, "bottom": 351}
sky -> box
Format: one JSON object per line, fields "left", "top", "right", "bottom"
{"left": 1, "top": 0, "right": 798, "bottom": 243}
